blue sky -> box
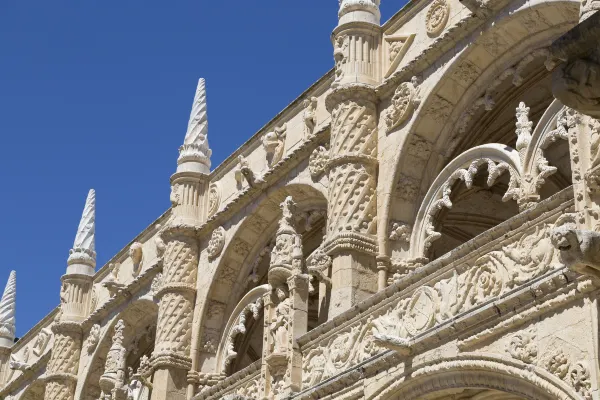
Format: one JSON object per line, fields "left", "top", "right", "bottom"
{"left": 0, "top": 1, "right": 401, "bottom": 337}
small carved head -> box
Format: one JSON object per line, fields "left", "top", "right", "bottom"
{"left": 130, "top": 242, "right": 144, "bottom": 273}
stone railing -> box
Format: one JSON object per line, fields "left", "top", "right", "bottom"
{"left": 298, "top": 187, "right": 577, "bottom": 390}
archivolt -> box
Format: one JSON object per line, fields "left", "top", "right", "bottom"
{"left": 411, "top": 144, "right": 521, "bottom": 258}
{"left": 370, "top": 353, "right": 579, "bottom": 400}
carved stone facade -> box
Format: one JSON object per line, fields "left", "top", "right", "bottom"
{"left": 5, "top": 2, "right": 600, "bottom": 400}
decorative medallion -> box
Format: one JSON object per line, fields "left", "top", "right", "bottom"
{"left": 208, "top": 183, "right": 220, "bottom": 217}
{"left": 404, "top": 286, "right": 438, "bottom": 336}
{"left": 207, "top": 227, "right": 226, "bottom": 260}
{"left": 426, "top": 0, "right": 450, "bottom": 37}
{"left": 384, "top": 78, "right": 419, "bottom": 132}
{"left": 309, "top": 146, "right": 329, "bottom": 179}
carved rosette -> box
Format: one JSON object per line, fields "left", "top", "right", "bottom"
{"left": 324, "top": 88, "right": 379, "bottom": 255}
{"left": 309, "top": 146, "right": 329, "bottom": 180}
{"left": 152, "top": 232, "right": 198, "bottom": 370}
{"left": 426, "top": 0, "right": 449, "bottom": 37}
{"left": 384, "top": 79, "right": 419, "bottom": 132}
{"left": 207, "top": 227, "right": 226, "bottom": 260}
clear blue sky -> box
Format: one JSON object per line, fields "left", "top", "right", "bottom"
{"left": 0, "top": 2, "right": 401, "bottom": 337}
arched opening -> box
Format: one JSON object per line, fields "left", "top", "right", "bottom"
{"left": 79, "top": 299, "right": 158, "bottom": 400}
{"left": 198, "top": 183, "right": 329, "bottom": 378}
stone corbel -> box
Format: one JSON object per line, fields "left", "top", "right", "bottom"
{"left": 372, "top": 334, "right": 412, "bottom": 356}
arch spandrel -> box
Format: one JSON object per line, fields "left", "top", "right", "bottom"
{"left": 192, "top": 180, "right": 328, "bottom": 376}
{"left": 76, "top": 298, "right": 158, "bottom": 400}
{"left": 380, "top": 0, "right": 579, "bottom": 263}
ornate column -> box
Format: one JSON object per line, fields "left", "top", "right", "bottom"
{"left": 44, "top": 190, "right": 96, "bottom": 400}
{"left": 324, "top": 0, "right": 382, "bottom": 318}
{"left": 261, "top": 197, "right": 309, "bottom": 399}
{"left": 151, "top": 79, "right": 211, "bottom": 400}
{"left": 99, "top": 320, "right": 128, "bottom": 400}
{"left": 0, "top": 271, "right": 16, "bottom": 386}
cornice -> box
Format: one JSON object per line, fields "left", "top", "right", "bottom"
{"left": 0, "top": 350, "right": 50, "bottom": 397}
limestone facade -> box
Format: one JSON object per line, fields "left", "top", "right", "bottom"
{"left": 2, "top": 1, "right": 600, "bottom": 400}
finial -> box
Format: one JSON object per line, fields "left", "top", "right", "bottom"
{"left": 338, "top": 0, "right": 381, "bottom": 25}
{"left": 0, "top": 271, "right": 16, "bottom": 348}
{"left": 515, "top": 101, "right": 533, "bottom": 152}
{"left": 177, "top": 78, "right": 212, "bottom": 174}
{"left": 67, "top": 189, "right": 96, "bottom": 275}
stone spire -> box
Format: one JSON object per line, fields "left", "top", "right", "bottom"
{"left": 67, "top": 189, "right": 96, "bottom": 275}
{"left": 338, "top": 0, "right": 381, "bottom": 25}
{"left": 0, "top": 271, "right": 16, "bottom": 348}
{"left": 177, "top": 78, "right": 212, "bottom": 174}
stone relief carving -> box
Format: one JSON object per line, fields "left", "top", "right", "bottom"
{"left": 170, "top": 184, "right": 181, "bottom": 207}
{"left": 303, "top": 97, "right": 318, "bottom": 136}
{"left": 384, "top": 34, "right": 415, "bottom": 78}
{"left": 384, "top": 77, "right": 421, "bottom": 132}
{"left": 506, "top": 328, "right": 537, "bottom": 364}
{"left": 10, "top": 347, "right": 30, "bottom": 371}
{"left": 269, "top": 288, "right": 290, "bottom": 355}
{"left": 234, "top": 155, "right": 261, "bottom": 189}
{"left": 32, "top": 328, "right": 52, "bottom": 357}
{"left": 154, "top": 224, "right": 166, "bottom": 259}
{"left": 208, "top": 183, "right": 221, "bottom": 217}
{"left": 151, "top": 273, "right": 163, "bottom": 297}
{"left": 309, "top": 146, "right": 329, "bottom": 180}
{"left": 130, "top": 242, "right": 144, "bottom": 276}
{"left": 569, "top": 361, "right": 592, "bottom": 400}
{"left": 426, "top": 0, "right": 449, "bottom": 37}
{"left": 207, "top": 227, "right": 226, "bottom": 260}
{"left": 307, "top": 247, "right": 332, "bottom": 292}
{"left": 553, "top": 59, "right": 600, "bottom": 120}
{"left": 103, "top": 263, "right": 125, "bottom": 296}
{"left": 262, "top": 124, "right": 287, "bottom": 167}
{"left": 86, "top": 324, "right": 101, "bottom": 354}
{"left": 333, "top": 35, "right": 349, "bottom": 84}
{"left": 396, "top": 174, "right": 420, "bottom": 201}
{"left": 544, "top": 350, "right": 570, "bottom": 379}
{"left": 303, "top": 218, "right": 562, "bottom": 386}
{"left": 389, "top": 222, "right": 412, "bottom": 243}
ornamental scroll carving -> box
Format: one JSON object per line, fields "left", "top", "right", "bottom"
{"left": 86, "top": 324, "right": 101, "bottom": 354}
{"left": 384, "top": 77, "right": 420, "bottom": 132}
{"left": 303, "top": 219, "right": 562, "bottom": 386}
{"left": 207, "top": 227, "right": 226, "bottom": 260}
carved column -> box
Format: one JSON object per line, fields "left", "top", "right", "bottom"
{"left": 151, "top": 79, "right": 211, "bottom": 400}
{"left": 99, "top": 320, "right": 128, "bottom": 400}
{"left": 261, "top": 197, "right": 309, "bottom": 399}
{"left": 324, "top": 0, "right": 382, "bottom": 318}
{"left": 44, "top": 322, "right": 82, "bottom": 400}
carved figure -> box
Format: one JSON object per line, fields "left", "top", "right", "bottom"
{"left": 303, "top": 97, "right": 318, "bottom": 136}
